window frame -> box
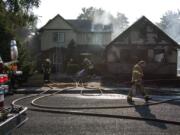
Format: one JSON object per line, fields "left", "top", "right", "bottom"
{"left": 53, "top": 32, "right": 65, "bottom": 43}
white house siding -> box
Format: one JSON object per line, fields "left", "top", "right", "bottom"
{"left": 40, "top": 15, "right": 112, "bottom": 50}
{"left": 38, "top": 14, "right": 113, "bottom": 73}
{"left": 76, "top": 32, "right": 111, "bottom": 46}
{"left": 40, "top": 15, "right": 78, "bottom": 50}
{"left": 41, "top": 30, "right": 76, "bottom": 50}
{"left": 43, "top": 16, "right": 72, "bottom": 30}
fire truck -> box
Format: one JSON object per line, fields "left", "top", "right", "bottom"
{"left": 0, "top": 40, "right": 28, "bottom": 134}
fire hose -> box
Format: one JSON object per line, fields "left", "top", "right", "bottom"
{"left": 11, "top": 80, "right": 180, "bottom": 126}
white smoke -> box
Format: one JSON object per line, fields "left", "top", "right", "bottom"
{"left": 166, "top": 17, "right": 180, "bottom": 43}
{"left": 91, "top": 10, "right": 129, "bottom": 46}
{"left": 160, "top": 11, "right": 180, "bottom": 43}
{"left": 93, "top": 11, "right": 112, "bottom": 25}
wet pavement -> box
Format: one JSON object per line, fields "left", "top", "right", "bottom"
{"left": 15, "top": 85, "right": 180, "bottom": 96}
{"left": 4, "top": 86, "right": 180, "bottom": 135}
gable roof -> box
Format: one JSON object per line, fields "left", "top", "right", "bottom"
{"left": 39, "top": 14, "right": 112, "bottom": 33}
{"left": 67, "top": 20, "right": 92, "bottom": 32}
{"left": 67, "top": 19, "right": 112, "bottom": 32}
{"left": 107, "top": 16, "right": 180, "bottom": 48}
{"left": 39, "top": 14, "right": 77, "bottom": 32}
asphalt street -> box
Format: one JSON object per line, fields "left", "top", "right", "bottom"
{"left": 4, "top": 87, "right": 180, "bottom": 135}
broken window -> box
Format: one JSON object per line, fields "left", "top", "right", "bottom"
{"left": 154, "top": 49, "right": 165, "bottom": 63}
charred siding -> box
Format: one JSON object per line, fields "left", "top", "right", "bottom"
{"left": 105, "top": 16, "right": 180, "bottom": 79}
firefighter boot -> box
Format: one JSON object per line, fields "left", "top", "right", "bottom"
{"left": 0, "top": 109, "right": 8, "bottom": 121}
{"left": 145, "top": 96, "right": 152, "bottom": 102}
{"left": 127, "top": 96, "right": 134, "bottom": 103}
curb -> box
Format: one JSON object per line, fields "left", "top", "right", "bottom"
{"left": 13, "top": 87, "right": 180, "bottom": 96}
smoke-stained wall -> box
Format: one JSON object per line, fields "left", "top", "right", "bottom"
{"left": 105, "top": 16, "right": 180, "bottom": 78}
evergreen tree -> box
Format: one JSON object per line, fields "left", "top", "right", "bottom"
{"left": 0, "top": 0, "right": 41, "bottom": 82}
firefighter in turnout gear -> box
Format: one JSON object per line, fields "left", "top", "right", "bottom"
{"left": 127, "top": 60, "right": 151, "bottom": 103}
{"left": 82, "top": 58, "right": 94, "bottom": 75}
{"left": 42, "top": 59, "right": 51, "bottom": 83}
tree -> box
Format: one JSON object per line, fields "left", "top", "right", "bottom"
{"left": 18, "top": 41, "right": 35, "bottom": 81}
{"left": 112, "top": 12, "right": 129, "bottom": 38}
{"left": 77, "top": 7, "right": 104, "bottom": 21}
{"left": 0, "top": 0, "right": 40, "bottom": 60}
{"left": 4, "top": 0, "right": 40, "bottom": 31}
{"left": 114, "top": 12, "right": 129, "bottom": 30}
{"left": 157, "top": 10, "right": 180, "bottom": 42}
{"left": 0, "top": 0, "right": 41, "bottom": 82}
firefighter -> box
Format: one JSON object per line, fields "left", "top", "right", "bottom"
{"left": 82, "top": 57, "right": 94, "bottom": 75}
{"left": 42, "top": 58, "right": 51, "bottom": 83}
{"left": 127, "top": 60, "right": 151, "bottom": 103}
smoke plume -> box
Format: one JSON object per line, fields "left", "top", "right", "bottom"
{"left": 91, "top": 10, "right": 129, "bottom": 44}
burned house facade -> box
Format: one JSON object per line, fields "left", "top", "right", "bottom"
{"left": 39, "top": 14, "right": 112, "bottom": 72}
{"left": 105, "top": 16, "right": 180, "bottom": 78}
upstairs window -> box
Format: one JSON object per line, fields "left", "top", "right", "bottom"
{"left": 53, "top": 32, "right": 65, "bottom": 43}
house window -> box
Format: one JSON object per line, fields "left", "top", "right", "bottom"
{"left": 53, "top": 32, "right": 65, "bottom": 43}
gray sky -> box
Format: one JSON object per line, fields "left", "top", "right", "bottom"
{"left": 34, "top": 0, "right": 180, "bottom": 28}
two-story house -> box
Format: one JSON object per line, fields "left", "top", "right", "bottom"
{"left": 38, "top": 14, "right": 112, "bottom": 72}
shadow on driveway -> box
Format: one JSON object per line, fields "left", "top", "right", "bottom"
{"left": 134, "top": 105, "right": 167, "bottom": 129}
